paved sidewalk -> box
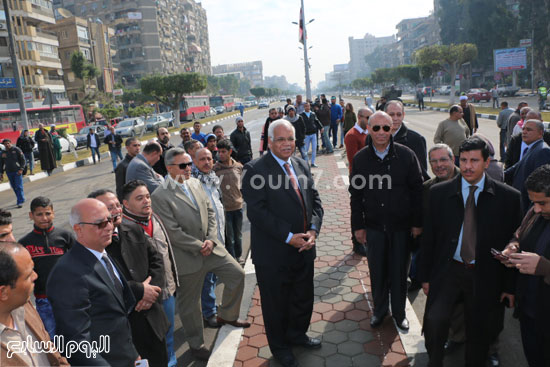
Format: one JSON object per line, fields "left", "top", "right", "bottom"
{"left": 234, "top": 151, "right": 410, "bottom": 367}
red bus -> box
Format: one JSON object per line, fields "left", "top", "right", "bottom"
{"left": 0, "top": 105, "right": 86, "bottom": 141}
{"left": 180, "top": 95, "right": 210, "bottom": 122}
{"left": 209, "top": 95, "right": 235, "bottom": 112}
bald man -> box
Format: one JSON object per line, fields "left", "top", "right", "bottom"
{"left": 47, "top": 199, "right": 139, "bottom": 366}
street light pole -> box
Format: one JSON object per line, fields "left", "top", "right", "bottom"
{"left": 301, "top": 0, "right": 312, "bottom": 101}
{"left": 2, "top": 0, "right": 29, "bottom": 130}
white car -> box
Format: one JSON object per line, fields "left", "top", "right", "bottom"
{"left": 115, "top": 118, "right": 146, "bottom": 137}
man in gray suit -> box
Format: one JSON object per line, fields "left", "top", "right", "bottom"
{"left": 126, "top": 141, "right": 163, "bottom": 194}
{"left": 151, "top": 148, "right": 250, "bottom": 361}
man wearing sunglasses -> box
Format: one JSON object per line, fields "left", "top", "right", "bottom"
{"left": 47, "top": 199, "right": 139, "bottom": 366}
{"left": 349, "top": 111, "right": 424, "bottom": 331}
{"left": 152, "top": 148, "right": 249, "bottom": 361}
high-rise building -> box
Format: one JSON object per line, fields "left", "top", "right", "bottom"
{"left": 395, "top": 15, "right": 440, "bottom": 65}
{"left": 212, "top": 61, "right": 263, "bottom": 86}
{"left": 54, "top": 0, "right": 211, "bottom": 86}
{"left": 45, "top": 15, "right": 116, "bottom": 102}
{"left": 348, "top": 33, "right": 396, "bottom": 79}
{"left": 0, "top": 0, "right": 67, "bottom": 107}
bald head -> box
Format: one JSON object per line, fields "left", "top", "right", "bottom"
{"left": 70, "top": 199, "right": 114, "bottom": 251}
{"left": 368, "top": 111, "right": 392, "bottom": 126}
{"left": 194, "top": 147, "right": 213, "bottom": 174}
{"left": 526, "top": 110, "right": 542, "bottom": 121}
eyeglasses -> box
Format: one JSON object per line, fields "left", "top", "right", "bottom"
{"left": 370, "top": 125, "right": 391, "bottom": 132}
{"left": 429, "top": 157, "right": 451, "bottom": 164}
{"left": 273, "top": 137, "right": 295, "bottom": 143}
{"left": 169, "top": 162, "right": 193, "bottom": 169}
{"left": 78, "top": 216, "right": 114, "bottom": 230}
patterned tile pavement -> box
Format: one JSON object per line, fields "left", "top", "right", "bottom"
{"left": 234, "top": 151, "right": 410, "bottom": 367}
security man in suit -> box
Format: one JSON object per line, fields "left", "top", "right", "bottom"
{"left": 47, "top": 199, "right": 139, "bottom": 366}
{"left": 242, "top": 119, "right": 324, "bottom": 367}
{"left": 151, "top": 148, "right": 249, "bottom": 362}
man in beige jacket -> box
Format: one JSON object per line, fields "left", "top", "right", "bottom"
{"left": 151, "top": 147, "right": 250, "bottom": 362}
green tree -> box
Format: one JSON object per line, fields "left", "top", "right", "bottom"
{"left": 97, "top": 105, "right": 123, "bottom": 121}
{"left": 117, "top": 88, "right": 153, "bottom": 105}
{"left": 238, "top": 79, "right": 251, "bottom": 96}
{"left": 218, "top": 75, "right": 239, "bottom": 95}
{"left": 140, "top": 73, "right": 207, "bottom": 119}
{"left": 351, "top": 78, "right": 368, "bottom": 90}
{"left": 414, "top": 43, "right": 478, "bottom": 104}
{"left": 396, "top": 65, "right": 421, "bottom": 85}
{"left": 249, "top": 87, "right": 266, "bottom": 98}
{"left": 128, "top": 105, "right": 154, "bottom": 119}
{"left": 518, "top": 0, "right": 550, "bottom": 85}
{"left": 70, "top": 51, "right": 87, "bottom": 80}
{"left": 206, "top": 75, "right": 220, "bottom": 95}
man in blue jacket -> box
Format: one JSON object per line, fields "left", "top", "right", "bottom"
{"left": 330, "top": 96, "right": 343, "bottom": 148}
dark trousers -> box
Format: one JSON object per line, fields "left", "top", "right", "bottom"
{"left": 255, "top": 259, "right": 314, "bottom": 356}
{"left": 225, "top": 209, "right": 243, "bottom": 259}
{"left": 499, "top": 129, "right": 507, "bottom": 162}
{"left": 128, "top": 311, "right": 168, "bottom": 367}
{"left": 418, "top": 99, "right": 425, "bottom": 110}
{"left": 330, "top": 122, "right": 338, "bottom": 146}
{"left": 366, "top": 228, "right": 409, "bottom": 321}
{"left": 424, "top": 262, "right": 501, "bottom": 367}
{"left": 519, "top": 311, "right": 548, "bottom": 367}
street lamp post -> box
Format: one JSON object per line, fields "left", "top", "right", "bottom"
{"left": 301, "top": 0, "right": 312, "bottom": 101}
{"left": 2, "top": 0, "right": 29, "bottom": 130}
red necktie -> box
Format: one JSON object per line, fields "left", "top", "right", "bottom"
{"left": 284, "top": 163, "right": 307, "bottom": 232}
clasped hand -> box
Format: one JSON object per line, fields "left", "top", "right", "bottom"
{"left": 289, "top": 230, "right": 317, "bottom": 252}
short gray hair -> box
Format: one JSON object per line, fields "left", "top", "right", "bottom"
{"left": 194, "top": 147, "right": 211, "bottom": 160}
{"left": 524, "top": 119, "right": 545, "bottom": 132}
{"left": 69, "top": 205, "right": 82, "bottom": 227}
{"left": 384, "top": 100, "right": 404, "bottom": 113}
{"left": 268, "top": 119, "right": 295, "bottom": 140}
{"left": 429, "top": 143, "right": 454, "bottom": 160}
{"left": 526, "top": 110, "right": 542, "bottom": 121}
{"left": 165, "top": 147, "right": 186, "bottom": 166}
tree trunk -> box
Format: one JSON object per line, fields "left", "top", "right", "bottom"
{"left": 449, "top": 63, "right": 457, "bottom": 105}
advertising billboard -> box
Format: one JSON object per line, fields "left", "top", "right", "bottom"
{"left": 494, "top": 48, "right": 527, "bottom": 72}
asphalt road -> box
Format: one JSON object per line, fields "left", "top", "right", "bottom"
{"left": 402, "top": 92, "right": 541, "bottom": 112}
{"left": 1, "top": 101, "right": 528, "bottom": 366}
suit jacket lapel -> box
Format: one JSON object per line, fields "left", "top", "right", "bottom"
{"left": 266, "top": 153, "right": 303, "bottom": 206}
{"left": 93, "top": 259, "right": 126, "bottom": 309}
{"left": 291, "top": 157, "right": 308, "bottom": 206}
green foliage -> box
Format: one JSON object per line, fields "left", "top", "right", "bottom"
{"left": 518, "top": 0, "right": 550, "bottom": 83}
{"left": 118, "top": 88, "right": 153, "bottom": 104}
{"left": 70, "top": 51, "right": 87, "bottom": 80}
{"left": 238, "top": 79, "right": 251, "bottom": 96}
{"left": 249, "top": 87, "right": 266, "bottom": 98}
{"left": 351, "top": 77, "right": 372, "bottom": 90}
{"left": 97, "top": 105, "right": 123, "bottom": 120}
{"left": 140, "top": 73, "right": 207, "bottom": 111}
{"left": 128, "top": 105, "right": 154, "bottom": 118}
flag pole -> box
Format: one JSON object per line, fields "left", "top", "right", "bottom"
{"left": 300, "top": 0, "right": 312, "bottom": 101}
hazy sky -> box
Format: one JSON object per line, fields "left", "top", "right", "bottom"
{"left": 201, "top": 0, "right": 434, "bottom": 88}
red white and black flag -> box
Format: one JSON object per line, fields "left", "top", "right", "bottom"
{"left": 299, "top": 6, "right": 304, "bottom": 44}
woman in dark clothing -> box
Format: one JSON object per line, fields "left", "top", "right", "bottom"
{"left": 34, "top": 123, "right": 57, "bottom": 175}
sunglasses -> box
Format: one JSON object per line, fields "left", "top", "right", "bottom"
{"left": 170, "top": 162, "right": 193, "bottom": 169}
{"left": 371, "top": 125, "right": 391, "bottom": 132}
{"left": 79, "top": 216, "right": 114, "bottom": 230}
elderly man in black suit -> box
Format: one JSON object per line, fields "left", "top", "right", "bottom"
{"left": 505, "top": 119, "right": 550, "bottom": 213}
{"left": 242, "top": 119, "right": 324, "bottom": 367}
{"left": 419, "top": 137, "right": 522, "bottom": 367}
{"left": 47, "top": 198, "right": 139, "bottom": 366}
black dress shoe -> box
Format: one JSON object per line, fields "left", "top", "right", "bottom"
{"left": 274, "top": 352, "right": 300, "bottom": 367}
{"left": 370, "top": 313, "right": 387, "bottom": 328}
{"left": 488, "top": 353, "right": 500, "bottom": 367}
{"left": 203, "top": 315, "right": 220, "bottom": 328}
{"left": 353, "top": 243, "right": 367, "bottom": 257}
{"left": 444, "top": 340, "right": 463, "bottom": 354}
{"left": 190, "top": 346, "right": 211, "bottom": 361}
{"left": 394, "top": 317, "right": 409, "bottom": 331}
{"left": 292, "top": 337, "right": 322, "bottom": 349}
{"left": 408, "top": 279, "right": 422, "bottom": 292}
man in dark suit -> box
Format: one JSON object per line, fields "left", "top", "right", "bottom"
{"left": 105, "top": 126, "right": 124, "bottom": 172}
{"left": 86, "top": 127, "right": 102, "bottom": 164}
{"left": 505, "top": 119, "right": 550, "bottom": 213}
{"left": 115, "top": 137, "right": 141, "bottom": 201}
{"left": 349, "top": 111, "right": 424, "bottom": 331}
{"left": 242, "top": 119, "right": 324, "bottom": 367}
{"left": 47, "top": 198, "right": 139, "bottom": 366}
{"left": 89, "top": 188, "right": 170, "bottom": 367}
{"left": 126, "top": 141, "right": 163, "bottom": 194}
{"left": 419, "top": 137, "right": 522, "bottom": 367}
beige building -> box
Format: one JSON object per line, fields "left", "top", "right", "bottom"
{"left": 0, "top": 0, "right": 67, "bottom": 107}
{"left": 53, "top": 0, "right": 211, "bottom": 87}
{"left": 212, "top": 61, "right": 263, "bottom": 86}
{"left": 46, "top": 15, "right": 116, "bottom": 102}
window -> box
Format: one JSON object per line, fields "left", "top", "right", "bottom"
{"left": 77, "top": 26, "right": 89, "bottom": 40}
{"left": 0, "top": 37, "right": 7, "bottom": 46}
{"left": 81, "top": 48, "right": 91, "bottom": 60}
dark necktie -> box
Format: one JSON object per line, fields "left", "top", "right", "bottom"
{"left": 102, "top": 253, "right": 123, "bottom": 295}
{"left": 522, "top": 146, "right": 529, "bottom": 159}
{"left": 283, "top": 163, "right": 307, "bottom": 232}
{"left": 461, "top": 185, "right": 478, "bottom": 264}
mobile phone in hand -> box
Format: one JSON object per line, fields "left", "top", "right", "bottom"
{"left": 135, "top": 359, "right": 149, "bottom": 367}
{"left": 491, "top": 248, "right": 509, "bottom": 260}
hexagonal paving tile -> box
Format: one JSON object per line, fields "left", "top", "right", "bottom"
{"left": 337, "top": 341, "right": 365, "bottom": 357}
{"left": 313, "top": 302, "right": 333, "bottom": 313}
{"left": 329, "top": 271, "right": 347, "bottom": 280}
{"left": 313, "top": 286, "right": 329, "bottom": 296}
{"left": 345, "top": 309, "right": 368, "bottom": 322}
{"left": 320, "top": 293, "right": 343, "bottom": 304}
{"left": 326, "top": 354, "right": 352, "bottom": 367}
{"left": 310, "top": 341, "right": 338, "bottom": 357}
{"left": 313, "top": 273, "right": 329, "bottom": 281}
{"left": 333, "top": 301, "right": 355, "bottom": 312}
{"left": 309, "top": 320, "right": 335, "bottom": 333}
{"left": 334, "top": 319, "right": 359, "bottom": 332}
{"left": 257, "top": 345, "right": 272, "bottom": 360}
{"left": 322, "top": 329, "right": 348, "bottom": 344}
{"left": 244, "top": 324, "right": 264, "bottom": 337}
{"left": 295, "top": 353, "right": 325, "bottom": 367}
{"left": 331, "top": 285, "right": 352, "bottom": 295}
{"left": 340, "top": 277, "right": 360, "bottom": 287}
{"left": 236, "top": 346, "right": 259, "bottom": 362}
{"left": 319, "top": 278, "right": 340, "bottom": 288}
{"left": 242, "top": 357, "right": 270, "bottom": 367}
{"left": 352, "top": 353, "right": 382, "bottom": 366}
{"left": 342, "top": 292, "right": 363, "bottom": 303}
{"left": 348, "top": 329, "right": 374, "bottom": 344}
{"left": 248, "top": 334, "right": 269, "bottom": 348}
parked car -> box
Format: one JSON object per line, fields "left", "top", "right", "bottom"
{"left": 214, "top": 106, "right": 225, "bottom": 114}
{"left": 207, "top": 107, "right": 217, "bottom": 116}
{"left": 159, "top": 111, "right": 175, "bottom": 127}
{"left": 234, "top": 102, "right": 244, "bottom": 111}
{"left": 497, "top": 85, "right": 520, "bottom": 97}
{"left": 74, "top": 125, "right": 107, "bottom": 149}
{"left": 438, "top": 85, "right": 452, "bottom": 95}
{"left": 114, "top": 118, "right": 146, "bottom": 137}
{"left": 466, "top": 88, "right": 491, "bottom": 102}
{"left": 244, "top": 101, "right": 253, "bottom": 108}
{"left": 145, "top": 115, "right": 170, "bottom": 132}
{"left": 422, "top": 86, "right": 434, "bottom": 96}
{"left": 258, "top": 100, "right": 269, "bottom": 109}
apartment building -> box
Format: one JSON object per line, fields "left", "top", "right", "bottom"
{"left": 348, "top": 33, "right": 396, "bottom": 79}
{"left": 46, "top": 15, "right": 116, "bottom": 102}
{"left": 212, "top": 61, "right": 263, "bottom": 86}
{"left": 0, "top": 0, "right": 67, "bottom": 107}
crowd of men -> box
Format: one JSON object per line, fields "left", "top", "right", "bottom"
{"left": 1, "top": 93, "right": 550, "bottom": 367}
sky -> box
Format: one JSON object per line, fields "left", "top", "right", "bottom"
{"left": 201, "top": 0, "right": 435, "bottom": 89}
